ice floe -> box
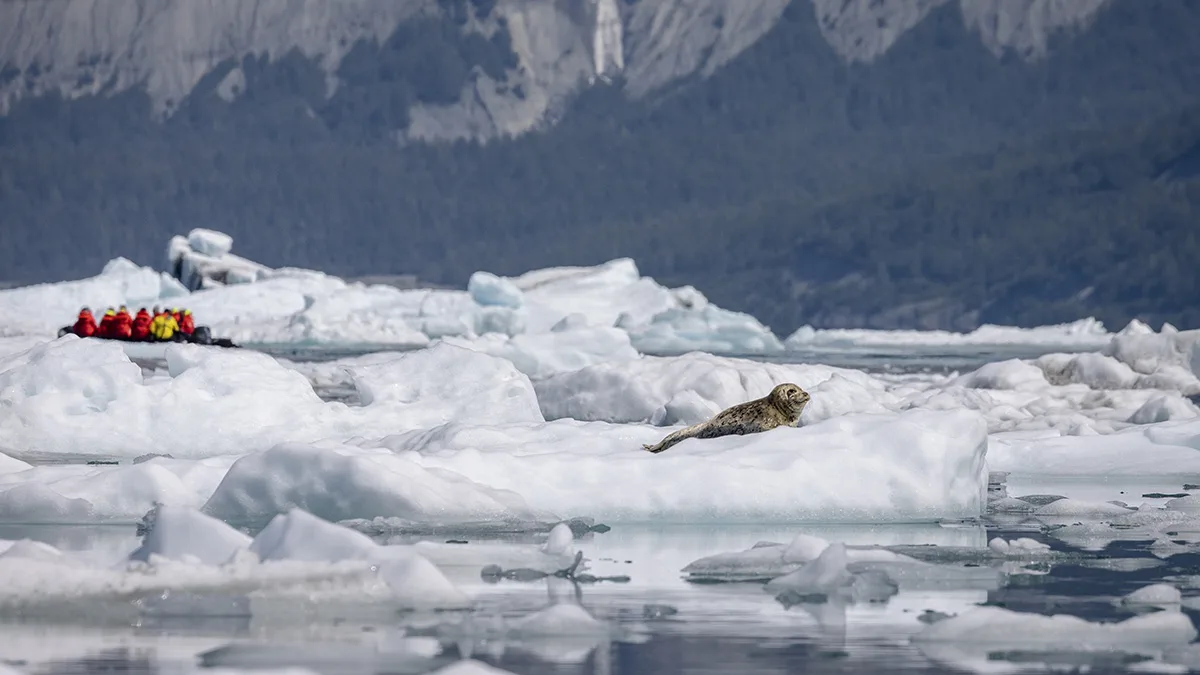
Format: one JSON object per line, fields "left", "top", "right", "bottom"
{"left": 0, "top": 505, "right": 474, "bottom": 612}
{"left": 0, "top": 406, "right": 989, "bottom": 526}
{"left": 989, "top": 418, "right": 1200, "bottom": 475}
{"left": 785, "top": 317, "right": 1119, "bottom": 351}
{"left": 533, "top": 351, "right": 895, "bottom": 425}
{"left": 0, "top": 338, "right": 544, "bottom": 459}
{"left": 0, "top": 230, "right": 788, "bottom": 357}
{"left": 912, "top": 605, "right": 1198, "bottom": 673}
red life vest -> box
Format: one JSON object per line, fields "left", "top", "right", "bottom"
{"left": 97, "top": 312, "right": 117, "bottom": 339}
{"left": 132, "top": 310, "right": 152, "bottom": 340}
{"left": 114, "top": 309, "right": 133, "bottom": 339}
{"left": 73, "top": 311, "right": 97, "bottom": 338}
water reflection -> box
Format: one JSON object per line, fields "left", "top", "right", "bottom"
{"left": 5, "top": 520, "right": 1200, "bottom": 674}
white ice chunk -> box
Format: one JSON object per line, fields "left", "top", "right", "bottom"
{"left": 990, "top": 418, "right": 1200, "bottom": 475}
{"left": 511, "top": 603, "right": 608, "bottom": 636}
{"left": 1129, "top": 395, "right": 1200, "bottom": 425}
{"left": 987, "top": 536, "right": 1051, "bottom": 554}
{"left": 1105, "top": 328, "right": 1200, "bottom": 379}
{"left": 0, "top": 539, "right": 64, "bottom": 562}
{"left": 428, "top": 661, "right": 521, "bottom": 675}
{"left": 0, "top": 259, "right": 188, "bottom": 336}
{"left": 467, "top": 271, "right": 523, "bottom": 309}
{"left": 913, "top": 605, "right": 1197, "bottom": 647}
{"left": 370, "top": 408, "right": 989, "bottom": 524}
{"left": 248, "top": 509, "right": 470, "bottom": 608}
{"left": 954, "top": 359, "right": 1050, "bottom": 391}
{"left": 1123, "top": 583, "right": 1183, "bottom": 608}
{"left": 785, "top": 317, "right": 1114, "bottom": 350}
{"left": 128, "top": 504, "right": 252, "bottom": 566}
{"left": 440, "top": 327, "right": 639, "bottom": 380}
{"left": 202, "top": 443, "right": 547, "bottom": 525}
{"left": 0, "top": 450, "right": 31, "bottom": 476}
{"left": 541, "top": 523, "right": 575, "bottom": 557}
{"left": 534, "top": 351, "right": 895, "bottom": 425}
{"left": 249, "top": 508, "right": 380, "bottom": 563}
{"left": 186, "top": 229, "right": 234, "bottom": 258}
{"left": 763, "top": 542, "right": 854, "bottom": 595}
{"left": 0, "top": 338, "right": 544, "bottom": 459}
{"left": 350, "top": 342, "right": 544, "bottom": 426}
{"left": 1034, "top": 498, "right": 1136, "bottom": 517}
{"left": 624, "top": 305, "right": 784, "bottom": 356}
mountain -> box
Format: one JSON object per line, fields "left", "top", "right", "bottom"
{"left": 2, "top": 0, "right": 1198, "bottom": 334}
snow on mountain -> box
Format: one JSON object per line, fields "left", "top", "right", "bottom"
{"left": 0, "top": 0, "right": 428, "bottom": 117}
{"left": 812, "top": 0, "right": 1113, "bottom": 62}
{"left": 0, "top": 0, "right": 1119, "bottom": 140}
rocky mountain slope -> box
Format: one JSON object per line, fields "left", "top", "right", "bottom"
{"left": 2, "top": 0, "right": 1114, "bottom": 142}
{"left": 2, "top": 0, "right": 1197, "bottom": 333}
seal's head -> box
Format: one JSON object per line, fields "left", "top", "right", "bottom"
{"left": 769, "top": 383, "right": 810, "bottom": 420}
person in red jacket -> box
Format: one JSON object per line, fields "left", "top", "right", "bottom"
{"left": 114, "top": 306, "right": 133, "bottom": 340}
{"left": 178, "top": 308, "right": 195, "bottom": 336}
{"left": 131, "top": 308, "right": 152, "bottom": 341}
{"left": 72, "top": 307, "right": 97, "bottom": 338}
{"left": 97, "top": 308, "right": 117, "bottom": 338}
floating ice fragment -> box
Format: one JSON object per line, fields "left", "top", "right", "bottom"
{"left": 987, "top": 537, "right": 1051, "bottom": 555}
{"left": 129, "top": 504, "right": 252, "bottom": 566}
{"left": 428, "top": 661, "right": 521, "bottom": 675}
{"left": 541, "top": 523, "right": 575, "bottom": 557}
{"left": 511, "top": 603, "right": 609, "bottom": 637}
{"left": 1122, "top": 583, "right": 1183, "bottom": 608}
{"left": 1035, "top": 498, "right": 1135, "bottom": 517}
{"left": 912, "top": 605, "right": 1197, "bottom": 646}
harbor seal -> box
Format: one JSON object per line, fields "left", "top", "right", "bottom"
{"left": 642, "top": 383, "right": 811, "bottom": 454}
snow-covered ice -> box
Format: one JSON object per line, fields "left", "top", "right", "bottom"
{"left": 785, "top": 317, "right": 1121, "bottom": 351}
{"left": 0, "top": 338, "right": 545, "bottom": 459}
{"left": 0, "top": 258, "right": 188, "bottom": 337}
{"left": 0, "top": 505, "right": 472, "bottom": 611}
{"left": 0, "top": 230, "right": 788, "bottom": 357}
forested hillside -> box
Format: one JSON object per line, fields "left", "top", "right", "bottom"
{"left": 2, "top": 0, "right": 1198, "bottom": 333}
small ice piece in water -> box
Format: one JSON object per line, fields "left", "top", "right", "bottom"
{"left": 511, "top": 603, "right": 609, "bottom": 636}
{"left": 375, "top": 553, "right": 472, "bottom": 609}
{"left": 988, "top": 537, "right": 1051, "bottom": 555}
{"left": 1035, "top": 499, "right": 1136, "bottom": 517}
{"left": 913, "top": 605, "right": 1198, "bottom": 646}
{"left": 765, "top": 542, "right": 853, "bottom": 597}
{"left": 541, "top": 523, "right": 575, "bottom": 556}
{"left": 1122, "top": 583, "right": 1183, "bottom": 608}
{"left": 428, "top": 661, "right": 522, "bottom": 675}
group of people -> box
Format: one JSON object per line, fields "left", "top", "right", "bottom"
{"left": 70, "top": 306, "right": 195, "bottom": 342}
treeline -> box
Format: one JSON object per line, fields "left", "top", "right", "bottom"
{"left": 1, "top": 0, "right": 1199, "bottom": 333}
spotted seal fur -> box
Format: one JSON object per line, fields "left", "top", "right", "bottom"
{"left": 642, "top": 383, "right": 811, "bottom": 454}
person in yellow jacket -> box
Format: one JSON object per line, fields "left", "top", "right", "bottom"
{"left": 149, "top": 310, "right": 179, "bottom": 341}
